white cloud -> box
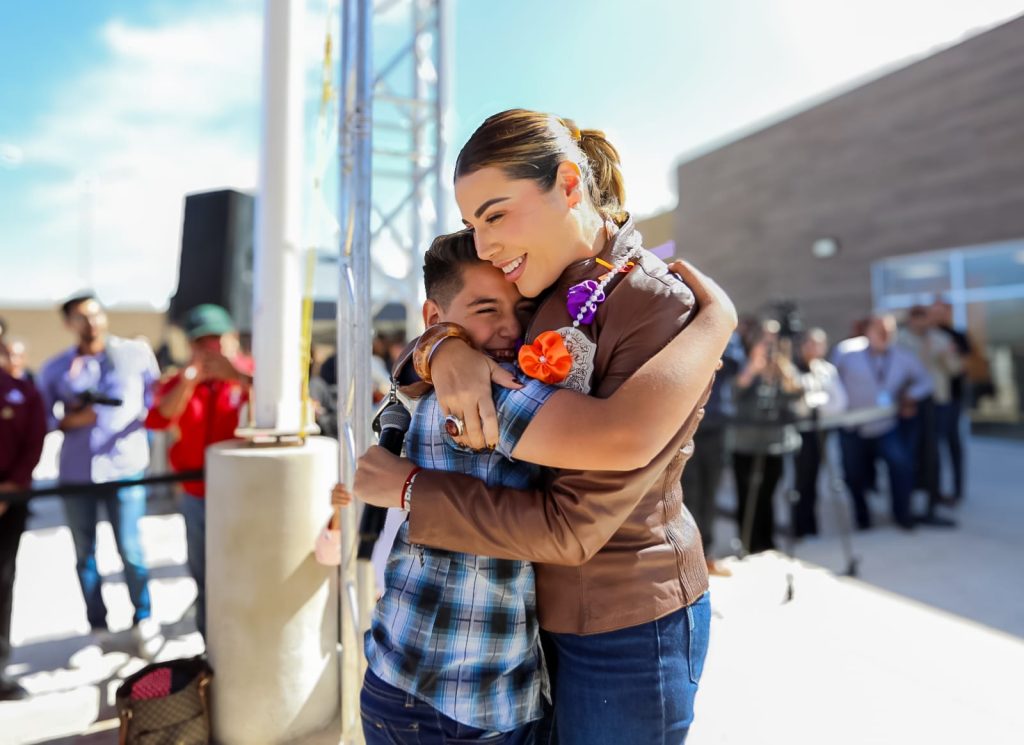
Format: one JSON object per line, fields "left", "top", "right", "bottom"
{"left": 0, "top": 143, "right": 23, "bottom": 169}
{"left": 8, "top": 6, "right": 266, "bottom": 306}
{"left": 624, "top": 1, "right": 1024, "bottom": 218}
{"left": 5, "top": 1, "right": 348, "bottom": 306}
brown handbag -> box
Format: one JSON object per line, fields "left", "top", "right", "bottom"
{"left": 115, "top": 656, "right": 213, "bottom": 745}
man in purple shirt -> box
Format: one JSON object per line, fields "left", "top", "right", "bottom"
{"left": 0, "top": 346, "right": 46, "bottom": 700}
{"left": 37, "top": 293, "right": 163, "bottom": 660}
{"left": 831, "top": 313, "right": 933, "bottom": 530}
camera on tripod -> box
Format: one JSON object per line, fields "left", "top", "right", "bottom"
{"left": 760, "top": 300, "right": 804, "bottom": 364}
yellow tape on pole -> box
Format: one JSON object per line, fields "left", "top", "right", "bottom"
{"left": 299, "top": 245, "right": 317, "bottom": 440}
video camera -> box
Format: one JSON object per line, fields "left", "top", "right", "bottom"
{"left": 768, "top": 300, "right": 804, "bottom": 340}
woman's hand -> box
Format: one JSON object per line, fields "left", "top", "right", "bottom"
{"left": 736, "top": 340, "right": 769, "bottom": 388}
{"left": 353, "top": 446, "right": 417, "bottom": 509}
{"left": 666, "top": 259, "right": 737, "bottom": 331}
{"left": 429, "top": 339, "right": 521, "bottom": 450}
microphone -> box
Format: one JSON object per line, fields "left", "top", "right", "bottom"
{"left": 376, "top": 400, "right": 412, "bottom": 456}
{"left": 357, "top": 401, "right": 412, "bottom": 559}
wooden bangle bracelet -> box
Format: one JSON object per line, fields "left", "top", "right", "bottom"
{"left": 412, "top": 323, "right": 475, "bottom": 384}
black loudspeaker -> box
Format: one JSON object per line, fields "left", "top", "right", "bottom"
{"left": 169, "top": 189, "right": 255, "bottom": 332}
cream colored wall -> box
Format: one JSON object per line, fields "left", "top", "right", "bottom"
{"left": 0, "top": 305, "right": 170, "bottom": 370}
{"left": 634, "top": 209, "right": 675, "bottom": 253}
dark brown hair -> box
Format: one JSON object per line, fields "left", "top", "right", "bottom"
{"left": 422, "top": 229, "right": 485, "bottom": 308}
{"left": 455, "top": 109, "right": 628, "bottom": 223}
{"left": 60, "top": 292, "right": 99, "bottom": 319}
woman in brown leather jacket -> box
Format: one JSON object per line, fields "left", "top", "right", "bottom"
{"left": 355, "top": 109, "right": 732, "bottom": 744}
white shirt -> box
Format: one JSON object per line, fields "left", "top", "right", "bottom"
{"left": 800, "top": 358, "right": 848, "bottom": 417}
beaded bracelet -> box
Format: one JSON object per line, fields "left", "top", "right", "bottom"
{"left": 412, "top": 323, "right": 475, "bottom": 384}
{"left": 400, "top": 466, "right": 423, "bottom": 511}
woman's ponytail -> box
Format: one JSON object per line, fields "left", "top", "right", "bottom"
{"left": 577, "top": 128, "right": 627, "bottom": 224}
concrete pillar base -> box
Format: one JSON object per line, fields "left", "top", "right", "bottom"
{"left": 206, "top": 436, "right": 339, "bottom": 744}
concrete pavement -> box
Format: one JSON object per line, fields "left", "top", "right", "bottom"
{"left": 0, "top": 434, "right": 1020, "bottom": 744}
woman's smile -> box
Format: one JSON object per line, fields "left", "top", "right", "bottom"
{"left": 497, "top": 255, "right": 527, "bottom": 283}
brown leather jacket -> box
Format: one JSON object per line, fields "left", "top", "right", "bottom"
{"left": 407, "top": 218, "right": 711, "bottom": 635}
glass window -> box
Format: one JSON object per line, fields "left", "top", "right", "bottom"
{"left": 963, "top": 243, "right": 1024, "bottom": 289}
{"left": 878, "top": 255, "right": 951, "bottom": 297}
{"left": 966, "top": 298, "right": 1024, "bottom": 423}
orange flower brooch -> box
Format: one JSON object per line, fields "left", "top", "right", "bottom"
{"left": 517, "top": 331, "right": 574, "bottom": 384}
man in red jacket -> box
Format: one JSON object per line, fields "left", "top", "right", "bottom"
{"left": 146, "top": 305, "right": 251, "bottom": 639}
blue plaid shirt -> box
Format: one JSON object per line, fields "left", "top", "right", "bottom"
{"left": 364, "top": 367, "right": 556, "bottom": 731}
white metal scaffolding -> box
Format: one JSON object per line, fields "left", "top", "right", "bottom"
{"left": 324, "top": 0, "right": 450, "bottom": 331}
{"left": 335, "top": 1, "right": 449, "bottom": 741}
{"left": 370, "top": 0, "right": 450, "bottom": 338}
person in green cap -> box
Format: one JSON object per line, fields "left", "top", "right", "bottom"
{"left": 145, "top": 304, "right": 252, "bottom": 641}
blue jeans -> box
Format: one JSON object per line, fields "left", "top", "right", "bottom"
{"left": 360, "top": 668, "right": 535, "bottom": 744}
{"left": 541, "top": 593, "right": 711, "bottom": 745}
{"left": 180, "top": 493, "right": 206, "bottom": 637}
{"left": 839, "top": 428, "right": 914, "bottom": 529}
{"left": 62, "top": 472, "right": 152, "bottom": 627}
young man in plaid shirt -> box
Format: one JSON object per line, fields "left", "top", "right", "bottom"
{"left": 345, "top": 231, "right": 553, "bottom": 743}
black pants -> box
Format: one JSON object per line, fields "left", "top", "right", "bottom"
{"left": 733, "top": 452, "right": 782, "bottom": 554}
{"left": 901, "top": 399, "right": 942, "bottom": 514}
{"left": 935, "top": 400, "right": 965, "bottom": 499}
{"left": 681, "top": 426, "right": 726, "bottom": 555}
{"left": 792, "top": 431, "right": 823, "bottom": 537}
{"left": 838, "top": 428, "right": 915, "bottom": 529}
{"left": 0, "top": 502, "right": 28, "bottom": 669}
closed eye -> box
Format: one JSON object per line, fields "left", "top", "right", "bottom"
{"left": 485, "top": 212, "right": 503, "bottom": 224}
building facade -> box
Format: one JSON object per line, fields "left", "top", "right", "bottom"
{"left": 671, "top": 16, "right": 1024, "bottom": 425}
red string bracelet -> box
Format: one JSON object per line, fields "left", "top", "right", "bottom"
{"left": 401, "top": 466, "right": 423, "bottom": 510}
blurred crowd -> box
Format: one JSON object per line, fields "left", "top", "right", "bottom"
{"left": 0, "top": 289, "right": 985, "bottom": 699}
{"left": 0, "top": 296, "right": 262, "bottom": 699}
{"left": 689, "top": 298, "right": 981, "bottom": 575}
{"left": 0, "top": 292, "right": 409, "bottom": 700}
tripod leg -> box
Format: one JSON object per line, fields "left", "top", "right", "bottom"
{"left": 823, "top": 429, "right": 859, "bottom": 576}
{"left": 740, "top": 452, "right": 765, "bottom": 558}
{"left": 782, "top": 454, "right": 799, "bottom": 603}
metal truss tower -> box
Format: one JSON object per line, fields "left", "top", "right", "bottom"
{"left": 336, "top": 1, "right": 450, "bottom": 741}
{"left": 369, "top": 0, "right": 451, "bottom": 338}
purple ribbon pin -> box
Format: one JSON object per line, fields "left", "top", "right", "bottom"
{"left": 567, "top": 280, "right": 605, "bottom": 325}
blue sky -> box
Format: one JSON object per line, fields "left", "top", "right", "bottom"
{"left": 2, "top": 0, "right": 1022, "bottom": 307}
